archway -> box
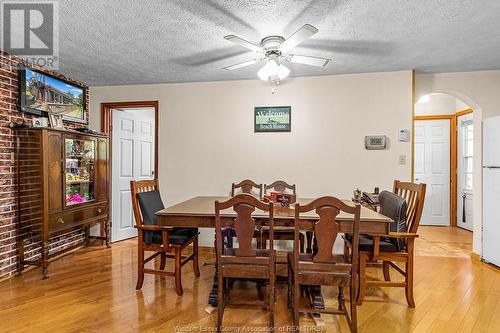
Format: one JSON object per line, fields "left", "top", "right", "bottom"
{"left": 412, "top": 90, "right": 482, "bottom": 252}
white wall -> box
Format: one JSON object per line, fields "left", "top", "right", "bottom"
{"left": 90, "top": 71, "right": 413, "bottom": 246}
{"left": 415, "top": 93, "right": 469, "bottom": 115}
{"left": 416, "top": 70, "right": 500, "bottom": 255}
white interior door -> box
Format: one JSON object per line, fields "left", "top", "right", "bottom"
{"left": 111, "top": 109, "right": 155, "bottom": 242}
{"left": 414, "top": 119, "right": 450, "bottom": 226}
{"left": 457, "top": 114, "right": 474, "bottom": 231}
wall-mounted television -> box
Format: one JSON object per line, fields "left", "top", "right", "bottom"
{"left": 19, "top": 67, "right": 86, "bottom": 123}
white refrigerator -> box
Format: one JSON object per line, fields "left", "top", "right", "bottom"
{"left": 483, "top": 116, "right": 500, "bottom": 267}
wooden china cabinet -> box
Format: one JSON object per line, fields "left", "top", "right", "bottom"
{"left": 15, "top": 127, "right": 109, "bottom": 278}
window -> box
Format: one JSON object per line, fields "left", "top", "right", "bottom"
{"left": 462, "top": 121, "right": 473, "bottom": 190}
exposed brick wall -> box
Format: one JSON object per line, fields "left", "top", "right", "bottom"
{"left": 0, "top": 51, "right": 90, "bottom": 279}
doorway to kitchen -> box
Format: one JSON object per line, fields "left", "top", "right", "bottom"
{"left": 413, "top": 93, "right": 473, "bottom": 230}
{"left": 101, "top": 101, "right": 159, "bottom": 242}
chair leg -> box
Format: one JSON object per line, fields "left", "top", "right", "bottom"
{"left": 357, "top": 252, "right": 367, "bottom": 306}
{"left": 287, "top": 264, "right": 292, "bottom": 309}
{"left": 256, "top": 229, "right": 263, "bottom": 249}
{"left": 217, "top": 276, "right": 224, "bottom": 333}
{"left": 269, "top": 268, "right": 275, "bottom": 329}
{"left": 293, "top": 274, "right": 300, "bottom": 328}
{"left": 299, "top": 233, "right": 305, "bottom": 253}
{"left": 174, "top": 248, "right": 183, "bottom": 296}
{"left": 159, "top": 252, "right": 166, "bottom": 271}
{"left": 305, "top": 231, "right": 313, "bottom": 253}
{"left": 261, "top": 233, "right": 267, "bottom": 250}
{"left": 193, "top": 237, "right": 200, "bottom": 277}
{"left": 383, "top": 261, "right": 391, "bottom": 281}
{"left": 343, "top": 239, "right": 350, "bottom": 262}
{"left": 405, "top": 257, "right": 415, "bottom": 308}
{"left": 350, "top": 284, "right": 358, "bottom": 333}
{"left": 338, "top": 287, "right": 345, "bottom": 312}
{"left": 136, "top": 247, "right": 145, "bottom": 290}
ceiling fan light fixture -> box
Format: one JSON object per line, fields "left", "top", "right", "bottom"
{"left": 257, "top": 60, "right": 290, "bottom": 81}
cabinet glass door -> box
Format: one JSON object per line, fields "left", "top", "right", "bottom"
{"left": 65, "top": 138, "right": 95, "bottom": 206}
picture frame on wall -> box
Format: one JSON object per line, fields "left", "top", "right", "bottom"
{"left": 254, "top": 106, "right": 291, "bottom": 132}
{"left": 48, "top": 113, "right": 64, "bottom": 129}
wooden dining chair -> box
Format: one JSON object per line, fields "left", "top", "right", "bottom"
{"left": 231, "top": 179, "right": 263, "bottom": 198}
{"left": 261, "top": 181, "right": 305, "bottom": 252}
{"left": 229, "top": 179, "right": 263, "bottom": 247}
{"left": 288, "top": 197, "right": 361, "bottom": 332}
{"left": 215, "top": 194, "right": 276, "bottom": 332}
{"left": 131, "top": 180, "right": 200, "bottom": 296}
{"left": 345, "top": 181, "right": 426, "bottom": 307}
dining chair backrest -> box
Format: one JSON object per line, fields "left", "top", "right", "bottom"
{"left": 295, "top": 196, "right": 361, "bottom": 264}
{"left": 215, "top": 194, "right": 274, "bottom": 258}
{"left": 130, "top": 179, "right": 159, "bottom": 228}
{"left": 231, "top": 179, "right": 263, "bottom": 198}
{"left": 379, "top": 190, "right": 408, "bottom": 251}
{"left": 264, "top": 180, "right": 296, "bottom": 195}
{"left": 393, "top": 180, "right": 426, "bottom": 234}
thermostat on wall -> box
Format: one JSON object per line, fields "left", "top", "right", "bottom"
{"left": 365, "top": 135, "right": 387, "bottom": 150}
{"left": 399, "top": 129, "right": 410, "bottom": 142}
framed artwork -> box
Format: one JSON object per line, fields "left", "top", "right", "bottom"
{"left": 49, "top": 113, "right": 64, "bottom": 129}
{"left": 254, "top": 106, "right": 291, "bottom": 132}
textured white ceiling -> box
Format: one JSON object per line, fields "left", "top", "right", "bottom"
{"left": 55, "top": 0, "right": 500, "bottom": 86}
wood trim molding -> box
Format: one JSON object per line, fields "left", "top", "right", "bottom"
{"left": 450, "top": 117, "right": 457, "bottom": 227}
{"left": 414, "top": 114, "right": 454, "bottom": 120}
{"left": 411, "top": 70, "right": 415, "bottom": 181}
{"left": 456, "top": 108, "right": 473, "bottom": 117}
{"left": 100, "top": 101, "right": 159, "bottom": 180}
{"left": 470, "top": 252, "right": 481, "bottom": 262}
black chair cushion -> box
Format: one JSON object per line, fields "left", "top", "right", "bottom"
{"left": 344, "top": 234, "right": 399, "bottom": 252}
{"left": 358, "top": 234, "right": 399, "bottom": 252}
{"left": 151, "top": 228, "right": 199, "bottom": 245}
{"left": 136, "top": 190, "right": 198, "bottom": 245}
{"left": 137, "top": 190, "right": 165, "bottom": 244}
{"left": 378, "top": 190, "right": 408, "bottom": 251}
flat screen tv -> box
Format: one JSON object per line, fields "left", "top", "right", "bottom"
{"left": 19, "top": 67, "right": 86, "bottom": 122}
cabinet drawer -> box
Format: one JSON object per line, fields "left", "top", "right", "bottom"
{"left": 49, "top": 205, "right": 108, "bottom": 232}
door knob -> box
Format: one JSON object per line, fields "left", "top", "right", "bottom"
{"left": 57, "top": 218, "right": 64, "bottom": 224}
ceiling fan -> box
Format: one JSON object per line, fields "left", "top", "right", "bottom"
{"left": 223, "top": 24, "right": 331, "bottom": 82}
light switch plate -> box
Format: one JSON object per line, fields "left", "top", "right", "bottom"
{"left": 399, "top": 155, "right": 406, "bottom": 165}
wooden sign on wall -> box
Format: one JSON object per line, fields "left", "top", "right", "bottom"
{"left": 254, "top": 106, "right": 291, "bottom": 132}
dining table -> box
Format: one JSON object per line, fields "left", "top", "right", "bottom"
{"left": 156, "top": 195, "right": 393, "bottom": 310}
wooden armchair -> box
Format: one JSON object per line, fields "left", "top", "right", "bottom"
{"left": 346, "top": 181, "right": 426, "bottom": 307}
{"left": 261, "top": 181, "right": 305, "bottom": 252}
{"left": 288, "top": 197, "right": 360, "bottom": 332}
{"left": 215, "top": 194, "right": 276, "bottom": 332}
{"left": 131, "top": 180, "right": 200, "bottom": 296}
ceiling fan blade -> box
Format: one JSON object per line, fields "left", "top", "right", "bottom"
{"left": 281, "top": 24, "right": 318, "bottom": 52}
{"left": 288, "top": 54, "right": 331, "bottom": 67}
{"left": 224, "top": 35, "right": 263, "bottom": 52}
{"left": 223, "top": 59, "right": 259, "bottom": 70}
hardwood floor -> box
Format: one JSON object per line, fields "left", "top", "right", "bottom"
{"left": 1, "top": 227, "right": 499, "bottom": 333}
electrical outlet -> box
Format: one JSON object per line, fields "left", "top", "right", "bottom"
{"left": 399, "top": 155, "right": 406, "bottom": 165}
